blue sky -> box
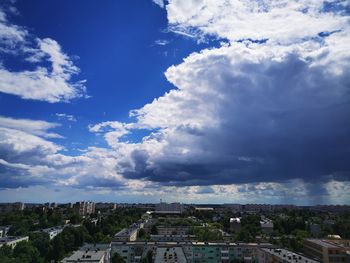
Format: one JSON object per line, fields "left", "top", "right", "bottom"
{"left": 0, "top": 0, "right": 213, "bottom": 153}
{"left": 0, "top": 0, "right": 350, "bottom": 204}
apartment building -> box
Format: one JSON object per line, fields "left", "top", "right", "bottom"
{"left": 0, "top": 202, "right": 25, "bottom": 213}
{"left": 157, "top": 226, "right": 191, "bottom": 236}
{"left": 114, "top": 228, "right": 138, "bottom": 242}
{"left": 259, "top": 248, "right": 319, "bottom": 263}
{"left": 73, "top": 201, "right": 96, "bottom": 216}
{"left": 260, "top": 219, "right": 274, "bottom": 235}
{"left": 154, "top": 247, "right": 188, "bottom": 263}
{"left": 111, "top": 241, "right": 274, "bottom": 263}
{"left": 0, "top": 236, "right": 29, "bottom": 248}
{"left": 303, "top": 239, "right": 350, "bottom": 263}
{"left": 230, "top": 217, "right": 242, "bottom": 233}
{"left": 155, "top": 202, "right": 184, "bottom": 214}
{"left": 61, "top": 243, "right": 111, "bottom": 263}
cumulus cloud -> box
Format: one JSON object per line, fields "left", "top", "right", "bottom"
{"left": 0, "top": 0, "right": 349, "bottom": 203}
{"left": 0, "top": 5, "right": 87, "bottom": 102}
{"left": 0, "top": 116, "right": 144, "bottom": 191}
{"left": 166, "top": 0, "right": 348, "bottom": 44}
{"left": 87, "top": 0, "right": 350, "bottom": 198}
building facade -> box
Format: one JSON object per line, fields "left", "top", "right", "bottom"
{"left": 0, "top": 236, "right": 29, "bottom": 248}
{"left": 73, "top": 201, "right": 96, "bottom": 216}
{"left": 111, "top": 241, "right": 274, "bottom": 263}
{"left": 303, "top": 239, "right": 350, "bottom": 263}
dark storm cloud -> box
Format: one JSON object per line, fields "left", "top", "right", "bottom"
{"left": 121, "top": 50, "right": 350, "bottom": 186}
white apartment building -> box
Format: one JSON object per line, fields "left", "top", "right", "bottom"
{"left": 0, "top": 236, "right": 29, "bottom": 248}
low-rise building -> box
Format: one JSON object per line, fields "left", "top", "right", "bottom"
{"left": 35, "top": 224, "right": 81, "bottom": 240}
{"left": 157, "top": 226, "right": 191, "bottom": 236}
{"left": 38, "top": 226, "right": 64, "bottom": 240}
{"left": 260, "top": 219, "right": 274, "bottom": 235}
{"left": 151, "top": 235, "right": 196, "bottom": 242}
{"left": 61, "top": 243, "right": 110, "bottom": 263}
{"left": 111, "top": 241, "right": 274, "bottom": 263}
{"left": 114, "top": 228, "right": 138, "bottom": 242}
{"left": 230, "top": 217, "right": 242, "bottom": 233}
{"left": 303, "top": 239, "right": 350, "bottom": 263}
{"left": 0, "top": 236, "right": 29, "bottom": 248}
{"left": 259, "top": 247, "right": 319, "bottom": 263}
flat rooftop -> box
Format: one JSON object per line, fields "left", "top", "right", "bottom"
{"left": 115, "top": 228, "right": 137, "bottom": 237}
{"left": 154, "top": 247, "right": 187, "bottom": 263}
{"left": 305, "top": 239, "right": 341, "bottom": 248}
{"left": 61, "top": 250, "right": 106, "bottom": 262}
{"left": 0, "top": 236, "right": 27, "bottom": 242}
{"left": 261, "top": 248, "right": 319, "bottom": 263}
{"left": 111, "top": 241, "right": 274, "bottom": 247}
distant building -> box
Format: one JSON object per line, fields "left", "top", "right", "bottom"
{"left": 95, "top": 202, "right": 117, "bottom": 211}
{"left": 114, "top": 228, "right": 138, "bottom": 242}
{"left": 244, "top": 204, "right": 273, "bottom": 212}
{"left": 260, "top": 219, "right": 274, "bottom": 234}
{"left": 61, "top": 243, "right": 110, "bottom": 263}
{"left": 155, "top": 202, "right": 184, "bottom": 214}
{"left": 0, "top": 236, "right": 29, "bottom": 248}
{"left": 224, "top": 204, "right": 243, "bottom": 211}
{"left": 73, "top": 201, "right": 96, "bottom": 216}
{"left": 194, "top": 207, "right": 214, "bottom": 211}
{"left": 0, "top": 202, "right": 25, "bottom": 213}
{"left": 230, "top": 217, "right": 242, "bottom": 233}
{"left": 303, "top": 239, "right": 350, "bottom": 263}
{"left": 157, "top": 226, "right": 191, "bottom": 236}
{"left": 259, "top": 247, "right": 319, "bottom": 263}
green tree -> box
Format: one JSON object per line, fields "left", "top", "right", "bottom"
{"left": 29, "top": 232, "right": 50, "bottom": 259}
{"left": 138, "top": 228, "right": 146, "bottom": 239}
{"left": 49, "top": 235, "right": 65, "bottom": 261}
{"left": 150, "top": 225, "right": 158, "bottom": 235}
{"left": 13, "top": 241, "right": 43, "bottom": 263}
{"left": 111, "top": 252, "right": 126, "bottom": 263}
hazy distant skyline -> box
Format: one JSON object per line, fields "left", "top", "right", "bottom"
{"left": 0, "top": 0, "right": 349, "bottom": 205}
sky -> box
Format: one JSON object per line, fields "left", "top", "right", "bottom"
{"left": 0, "top": 0, "right": 349, "bottom": 205}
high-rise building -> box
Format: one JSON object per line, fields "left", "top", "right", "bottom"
{"left": 73, "top": 201, "right": 96, "bottom": 216}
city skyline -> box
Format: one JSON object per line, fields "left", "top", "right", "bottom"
{"left": 0, "top": 0, "right": 350, "bottom": 205}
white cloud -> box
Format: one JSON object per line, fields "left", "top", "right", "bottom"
{"left": 166, "top": 0, "right": 348, "bottom": 44}
{"left": 154, "top": 39, "right": 170, "bottom": 46}
{"left": 55, "top": 113, "right": 77, "bottom": 122}
{"left": 87, "top": 0, "right": 350, "bottom": 199}
{"left": 0, "top": 116, "right": 62, "bottom": 138}
{"left": 0, "top": 6, "right": 87, "bottom": 103}
{"left": 0, "top": 1, "right": 349, "bottom": 203}
{"left": 153, "top": 0, "right": 166, "bottom": 8}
